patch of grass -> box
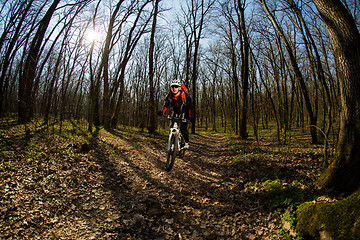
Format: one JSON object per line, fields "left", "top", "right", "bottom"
{"left": 0, "top": 151, "right": 10, "bottom": 161}
{"left": 245, "top": 179, "right": 305, "bottom": 213}
{"left": 0, "top": 161, "right": 18, "bottom": 173}
{"left": 269, "top": 185, "right": 304, "bottom": 211}
{"left": 279, "top": 207, "right": 304, "bottom": 240}
{"left": 233, "top": 151, "right": 273, "bottom": 167}
{"left": 233, "top": 155, "right": 251, "bottom": 164}
{"left": 263, "top": 179, "right": 283, "bottom": 191}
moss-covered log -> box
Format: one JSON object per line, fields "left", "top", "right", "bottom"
{"left": 296, "top": 190, "right": 360, "bottom": 239}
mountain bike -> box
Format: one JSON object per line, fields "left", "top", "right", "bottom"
{"left": 165, "top": 115, "right": 187, "bottom": 171}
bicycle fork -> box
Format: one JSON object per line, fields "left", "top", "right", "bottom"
{"left": 167, "top": 131, "right": 182, "bottom": 153}
{"left": 167, "top": 131, "right": 177, "bottom": 152}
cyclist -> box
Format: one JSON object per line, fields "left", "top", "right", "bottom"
{"left": 158, "top": 80, "right": 194, "bottom": 149}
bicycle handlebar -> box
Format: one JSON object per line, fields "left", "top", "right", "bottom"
{"left": 166, "top": 115, "right": 188, "bottom": 123}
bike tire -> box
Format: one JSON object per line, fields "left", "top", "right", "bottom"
{"left": 165, "top": 134, "right": 178, "bottom": 171}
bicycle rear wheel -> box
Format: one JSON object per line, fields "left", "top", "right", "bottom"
{"left": 165, "top": 134, "right": 178, "bottom": 171}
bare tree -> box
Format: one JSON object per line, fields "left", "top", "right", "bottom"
{"left": 179, "top": 0, "right": 214, "bottom": 134}
{"left": 0, "top": 0, "right": 34, "bottom": 117}
{"left": 18, "top": 0, "right": 61, "bottom": 123}
{"left": 102, "top": 0, "right": 126, "bottom": 129}
{"left": 148, "top": 0, "right": 160, "bottom": 133}
{"left": 227, "top": 22, "right": 240, "bottom": 135}
{"left": 286, "top": 0, "right": 333, "bottom": 153}
{"left": 261, "top": 0, "right": 319, "bottom": 144}
{"left": 178, "top": 5, "right": 193, "bottom": 86}
{"left": 43, "top": 29, "right": 67, "bottom": 125}
{"left": 191, "top": 0, "right": 214, "bottom": 134}
{"left": 88, "top": 1, "right": 102, "bottom": 133}
{"left": 235, "top": 0, "right": 250, "bottom": 139}
{"left": 111, "top": 0, "right": 152, "bottom": 128}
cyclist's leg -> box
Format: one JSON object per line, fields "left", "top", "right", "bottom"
{"left": 180, "top": 122, "right": 189, "bottom": 148}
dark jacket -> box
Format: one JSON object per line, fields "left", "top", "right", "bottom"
{"left": 162, "top": 90, "right": 193, "bottom": 120}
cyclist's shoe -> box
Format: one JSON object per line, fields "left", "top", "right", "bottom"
{"left": 183, "top": 142, "right": 189, "bottom": 149}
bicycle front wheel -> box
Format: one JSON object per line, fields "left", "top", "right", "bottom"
{"left": 178, "top": 134, "right": 186, "bottom": 158}
{"left": 166, "top": 134, "right": 178, "bottom": 171}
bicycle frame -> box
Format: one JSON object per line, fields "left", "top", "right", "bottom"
{"left": 167, "top": 115, "right": 187, "bottom": 152}
{"left": 167, "top": 119, "right": 180, "bottom": 152}
{"left": 164, "top": 115, "right": 187, "bottom": 171}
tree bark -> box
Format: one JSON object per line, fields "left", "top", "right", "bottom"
{"left": 102, "top": 1, "right": 124, "bottom": 129}
{"left": 88, "top": 1, "right": 101, "bottom": 133}
{"left": 229, "top": 23, "right": 240, "bottom": 135}
{"left": 148, "top": 0, "right": 160, "bottom": 134}
{"left": 0, "top": 0, "right": 34, "bottom": 117}
{"left": 291, "top": 0, "right": 332, "bottom": 134}
{"left": 237, "top": 0, "right": 249, "bottom": 139}
{"left": 313, "top": 0, "right": 360, "bottom": 195}
{"left": 190, "top": 0, "right": 205, "bottom": 134}
{"left": 18, "top": 0, "right": 60, "bottom": 123}
{"left": 111, "top": 1, "right": 152, "bottom": 127}
{"left": 261, "top": 0, "right": 318, "bottom": 144}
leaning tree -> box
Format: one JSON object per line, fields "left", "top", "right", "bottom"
{"left": 312, "top": 0, "right": 360, "bottom": 195}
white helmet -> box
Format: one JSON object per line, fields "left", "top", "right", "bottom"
{"left": 170, "top": 80, "right": 181, "bottom": 88}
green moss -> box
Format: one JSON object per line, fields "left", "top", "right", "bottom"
{"left": 316, "top": 160, "right": 336, "bottom": 188}
{"left": 296, "top": 191, "right": 360, "bottom": 239}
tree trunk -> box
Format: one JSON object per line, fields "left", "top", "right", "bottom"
{"left": 228, "top": 23, "right": 240, "bottom": 135}
{"left": 111, "top": 1, "right": 152, "bottom": 128}
{"left": 211, "top": 64, "right": 217, "bottom": 132}
{"left": 184, "top": 32, "right": 192, "bottom": 87}
{"left": 237, "top": 1, "right": 249, "bottom": 139}
{"left": 102, "top": 1, "right": 123, "bottom": 129}
{"left": 261, "top": 0, "right": 318, "bottom": 144}
{"left": 313, "top": 0, "right": 360, "bottom": 195}
{"left": 291, "top": 1, "right": 332, "bottom": 138}
{"left": 44, "top": 44, "right": 64, "bottom": 125}
{"left": 0, "top": 0, "right": 34, "bottom": 117}
{"left": 88, "top": 2, "right": 100, "bottom": 133}
{"left": 148, "top": 0, "right": 160, "bottom": 134}
{"left": 18, "top": 0, "right": 60, "bottom": 123}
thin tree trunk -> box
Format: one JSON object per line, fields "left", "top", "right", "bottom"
{"left": 228, "top": 23, "right": 240, "bottom": 135}
{"left": 0, "top": 0, "right": 34, "bottom": 117}
{"left": 148, "top": 0, "right": 160, "bottom": 134}
{"left": 212, "top": 65, "right": 217, "bottom": 132}
{"left": 44, "top": 42, "right": 65, "bottom": 125}
{"left": 111, "top": 1, "right": 152, "bottom": 127}
{"left": 184, "top": 32, "right": 192, "bottom": 87}
{"left": 261, "top": 0, "right": 318, "bottom": 144}
{"left": 290, "top": 0, "right": 333, "bottom": 143}
{"left": 102, "top": 1, "right": 124, "bottom": 129}
{"left": 237, "top": 0, "right": 249, "bottom": 139}
{"left": 88, "top": 4, "right": 99, "bottom": 133}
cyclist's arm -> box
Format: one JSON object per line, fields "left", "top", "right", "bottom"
{"left": 184, "top": 93, "right": 194, "bottom": 120}
{"left": 160, "top": 96, "right": 171, "bottom": 115}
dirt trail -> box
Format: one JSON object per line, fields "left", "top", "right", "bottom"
{"left": 97, "top": 131, "right": 272, "bottom": 239}
{"left": 1, "top": 130, "right": 283, "bottom": 239}
{"left": 121, "top": 133, "right": 238, "bottom": 238}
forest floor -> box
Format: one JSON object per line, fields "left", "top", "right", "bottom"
{"left": 0, "top": 120, "right": 334, "bottom": 239}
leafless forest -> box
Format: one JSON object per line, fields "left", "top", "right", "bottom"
{"left": 1, "top": 0, "right": 360, "bottom": 239}
{"left": 1, "top": 0, "right": 358, "bottom": 141}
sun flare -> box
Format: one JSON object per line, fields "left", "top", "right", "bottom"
{"left": 86, "top": 29, "right": 100, "bottom": 42}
